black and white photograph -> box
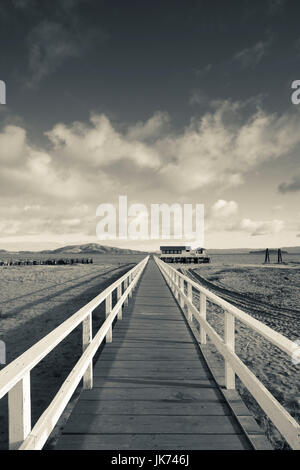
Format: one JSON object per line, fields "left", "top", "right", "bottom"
{"left": 0, "top": 0, "right": 299, "bottom": 456}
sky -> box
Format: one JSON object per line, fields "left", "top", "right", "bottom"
{"left": 0, "top": 0, "right": 300, "bottom": 251}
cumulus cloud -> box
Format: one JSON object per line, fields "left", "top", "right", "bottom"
{"left": 211, "top": 200, "right": 239, "bottom": 218}
{"left": 239, "top": 218, "right": 284, "bottom": 236}
{"left": 155, "top": 100, "right": 300, "bottom": 193}
{"left": 206, "top": 200, "right": 284, "bottom": 237}
{"left": 126, "top": 112, "right": 169, "bottom": 142}
{"left": 206, "top": 199, "right": 239, "bottom": 232}
{"left": 47, "top": 114, "right": 161, "bottom": 169}
{"left": 233, "top": 36, "right": 272, "bottom": 69}
{"left": 1, "top": 100, "right": 300, "bottom": 240}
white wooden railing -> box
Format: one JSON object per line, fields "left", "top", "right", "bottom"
{"left": 0, "top": 256, "right": 149, "bottom": 450}
{"left": 155, "top": 256, "right": 300, "bottom": 450}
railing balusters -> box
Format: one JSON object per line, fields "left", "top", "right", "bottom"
{"left": 175, "top": 272, "right": 179, "bottom": 300}
{"left": 117, "top": 284, "right": 122, "bottom": 320}
{"left": 187, "top": 283, "right": 193, "bottom": 322}
{"left": 82, "top": 312, "right": 93, "bottom": 389}
{"left": 124, "top": 278, "right": 129, "bottom": 306}
{"left": 128, "top": 273, "right": 133, "bottom": 299}
{"left": 105, "top": 292, "right": 113, "bottom": 342}
{"left": 179, "top": 277, "right": 185, "bottom": 308}
{"left": 199, "top": 292, "right": 207, "bottom": 344}
{"left": 224, "top": 310, "right": 235, "bottom": 389}
{"left": 8, "top": 373, "right": 31, "bottom": 450}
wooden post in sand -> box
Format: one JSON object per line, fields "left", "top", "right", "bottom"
{"left": 264, "top": 248, "right": 270, "bottom": 264}
{"left": 278, "top": 248, "right": 283, "bottom": 264}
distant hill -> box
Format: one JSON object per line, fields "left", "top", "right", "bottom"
{"left": 0, "top": 243, "right": 147, "bottom": 255}
{"left": 40, "top": 243, "right": 147, "bottom": 255}
{"left": 281, "top": 246, "right": 300, "bottom": 254}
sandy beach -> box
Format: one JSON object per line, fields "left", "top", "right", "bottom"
{"left": 179, "top": 263, "right": 300, "bottom": 449}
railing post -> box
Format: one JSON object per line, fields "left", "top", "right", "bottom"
{"left": 169, "top": 267, "right": 173, "bottom": 286}
{"left": 128, "top": 273, "right": 133, "bottom": 299}
{"left": 8, "top": 373, "right": 31, "bottom": 450}
{"left": 105, "top": 293, "right": 112, "bottom": 342}
{"left": 224, "top": 311, "right": 235, "bottom": 389}
{"left": 174, "top": 272, "right": 179, "bottom": 300}
{"left": 187, "top": 283, "right": 193, "bottom": 322}
{"left": 179, "top": 277, "right": 185, "bottom": 309}
{"left": 117, "top": 284, "right": 122, "bottom": 320}
{"left": 199, "top": 292, "right": 207, "bottom": 344}
{"left": 82, "top": 312, "right": 93, "bottom": 389}
{"left": 124, "top": 278, "right": 129, "bottom": 306}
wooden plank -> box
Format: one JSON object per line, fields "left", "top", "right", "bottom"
{"left": 78, "top": 387, "right": 223, "bottom": 401}
{"left": 93, "top": 369, "right": 211, "bottom": 379}
{"left": 130, "top": 306, "right": 183, "bottom": 312}
{"left": 113, "top": 333, "right": 192, "bottom": 341}
{"left": 63, "top": 414, "right": 241, "bottom": 434}
{"left": 94, "top": 360, "right": 200, "bottom": 369}
{"left": 99, "top": 350, "right": 201, "bottom": 361}
{"left": 82, "top": 313, "right": 93, "bottom": 390}
{"left": 105, "top": 341, "right": 195, "bottom": 349}
{"left": 91, "top": 378, "right": 216, "bottom": 388}
{"left": 113, "top": 324, "right": 188, "bottom": 331}
{"left": 133, "top": 298, "right": 178, "bottom": 306}
{"left": 248, "top": 434, "right": 273, "bottom": 450}
{"left": 56, "top": 433, "right": 250, "bottom": 450}
{"left": 8, "top": 373, "right": 31, "bottom": 450}
{"left": 118, "top": 318, "right": 185, "bottom": 324}
{"left": 123, "top": 312, "right": 182, "bottom": 318}
{"left": 71, "top": 400, "right": 229, "bottom": 416}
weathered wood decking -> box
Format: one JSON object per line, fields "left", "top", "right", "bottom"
{"left": 56, "top": 260, "right": 259, "bottom": 450}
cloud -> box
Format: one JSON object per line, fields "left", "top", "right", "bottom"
{"left": 233, "top": 36, "right": 272, "bottom": 69}
{"left": 156, "top": 100, "right": 300, "bottom": 193}
{"left": 189, "top": 89, "right": 209, "bottom": 106}
{"left": 206, "top": 200, "right": 285, "bottom": 237}
{"left": 126, "top": 112, "right": 170, "bottom": 141}
{"left": 26, "top": 20, "right": 81, "bottom": 88}
{"left": 211, "top": 200, "right": 239, "bottom": 218}
{"left": 47, "top": 113, "right": 161, "bottom": 170}
{"left": 239, "top": 218, "right": 284, "bottom": 236}
{"left": 278, "top": 173, "right": 300, "bottom": 193}
{"left": 19, "top": 1, "right": 107, "bottom": 88}
{"left": 1, "top": 100, "right": 300, "bottom": 240}
{"left": 206, "top": 199, "right": 239, "bottom": 232}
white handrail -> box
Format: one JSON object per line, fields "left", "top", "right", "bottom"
{"left": 0, "top": 256, "right": 149, "bottom": 450}
{"left": 155, "top": 256, "right": 300, "bottom": 450}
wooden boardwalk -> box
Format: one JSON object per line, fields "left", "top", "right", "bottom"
{"left": 56, "top": 260, "right": 257, "bottom": 450}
